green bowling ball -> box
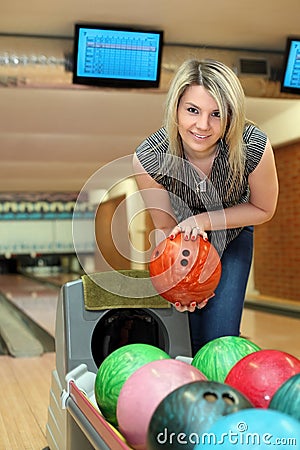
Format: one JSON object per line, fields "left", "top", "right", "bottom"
{"left": 94, "top": 343, "right": 170, "bottom": 426}
{"left": 192, "top": 336, "right": 261, "bottom": 382}
{"left": 269, "top": 373, "right": 300, "bottom": 421}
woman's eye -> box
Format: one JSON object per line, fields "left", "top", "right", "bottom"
{"left": 187, "top": 107, "right": 199, "bottom": 114}
{"left": 211, "top": 111, "right": 221, "bottom": 118}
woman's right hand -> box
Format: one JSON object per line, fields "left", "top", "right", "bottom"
{"left": 174, "top": 295, "right": 213, "bottom": 313}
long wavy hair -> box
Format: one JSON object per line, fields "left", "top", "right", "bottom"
{"left": 164, "top": 59, "right": 249, "bottom": 184}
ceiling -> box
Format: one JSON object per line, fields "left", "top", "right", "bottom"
{"left": 1, "top": 0, "right": 299, "bottom": 51}
{"left": 0, "top": 0, "right": 300, "bottom": 193}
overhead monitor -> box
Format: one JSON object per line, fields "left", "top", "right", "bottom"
{"left": 72, "top": 23, "right": 164, "bottom": 89}
{"left": 280, "top": 36, "right": 300, "bottom": 95}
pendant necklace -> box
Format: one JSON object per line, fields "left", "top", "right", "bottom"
{"left": 188, "top": 145, "right": 220, "bottom": 195}
{"left": 196, "top": 178, "right": 207, "bottom": 194}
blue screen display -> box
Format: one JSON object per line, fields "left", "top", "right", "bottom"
{"left": 73, "top": 24, "right": 163, "bottom": 88}
{"left": 281, "top": 38, "right": 300, "bottom": 94}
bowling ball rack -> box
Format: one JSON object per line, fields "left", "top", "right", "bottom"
{"left": 46, "top": 274, "right": 192, "bottom": 449}
{"left": 58, "top": 364, "right": 130, "bottom": 449}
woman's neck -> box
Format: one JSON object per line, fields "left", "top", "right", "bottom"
{"left": 184, "top": 144, "right": 219, "bottom": 176}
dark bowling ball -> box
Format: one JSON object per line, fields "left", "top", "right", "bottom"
{"left": 147, "top": 380, "right": 253, "bottom": 450}
{"left": 269, "top": 372, "right": 300, "bottom": 421}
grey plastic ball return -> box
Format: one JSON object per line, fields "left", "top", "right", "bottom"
{"left": 45, "top": 274, "right": 192, "bottom": 449}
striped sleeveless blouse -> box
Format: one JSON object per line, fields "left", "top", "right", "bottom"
{"left": 135, "top": 124, "right": 267, "bottom": 254}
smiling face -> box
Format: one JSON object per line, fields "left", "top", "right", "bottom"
{"left": 177, "top": 84, "right": 223, "bottom": 159}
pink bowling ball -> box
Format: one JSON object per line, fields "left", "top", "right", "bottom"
{"left": 116, "top": 358, "right": 207, "bottom": 450}
{"left": 225, "top": 349, "right": 300, "bottom": 408}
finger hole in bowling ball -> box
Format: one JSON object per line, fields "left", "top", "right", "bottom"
{"left": 180, "top": 259, "right": 189, "bottom": 266}
{"left": 182, "top": 249, "right": 190, "bottom": 257}
{"left": 222, "top": 392, "right": 236, "bottom": 405}
{"left": 203, "top": 392, "right": 218, "bottom": 402}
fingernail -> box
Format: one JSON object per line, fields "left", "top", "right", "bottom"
{"left": 170, "top": 234, "right": 174, "bottom": 240}
{"left": 203, "top": 236, "right": 208, "bottom": 241}
{"left": 191, "top": 236, "right": 196, "bottom": 241}
{"left": 191, "top": 302, "right": 196, "bottom": 307}
{"left": 175, "top": 302, "right": 180, "bottom": 307}
{"left": 184, "top": 235, "right": 189, "bottom": 240}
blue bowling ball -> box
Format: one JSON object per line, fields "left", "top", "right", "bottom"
{"left": 269, "top": 373, "right": 300, "bottom": 421}
{"left": 195, "top": 409, "right": 300, "bottom": 450}
{"left": 147, "top": 380, "right": 253, "bottom": 450}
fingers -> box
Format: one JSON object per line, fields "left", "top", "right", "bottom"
{"left": 196, "top": 293, "right": 215, "bottom": 309}
{"left": 174, "top": 302, "right": 188, "bottom": 312}
{"left": 182, "top": 225, "right": 193, "bottom": 241}
{"left": 174, "top": 301, "right": 197, "bottom": 313}
{"left": 190, "top": 227, "right": 201, "bottom": 241}
{"left": 174, "top": 294, "right": 214, "bottom": 313}
{"left": 191, "top": 227, "right": 208, "bottom": 241}
{"left": 170, "top": 225, "right": 208, "bottom": 241}
{"left": 196, "top": 299, "right": 209, "bottom": 309}
{"left": 188, "top": 302, "right": 197, "bottom": 312}
{"left": 169, "top": 225, "right": 183, "bottom": 240}
{"left": 174, "top": 301, "right": 197, "bottom": 312}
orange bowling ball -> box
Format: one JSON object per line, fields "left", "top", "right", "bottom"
{"left": 149, "top": 234, "right": 221, "bottom": 306}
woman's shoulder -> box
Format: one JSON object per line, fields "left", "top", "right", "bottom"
{"left": 135, "top": 127, "right": 169, "bottom": 176}
{"left": 243, "top": 122, "right": 268, "bottom": 173}
{"left": 243, "top": 122, "right": 267, "bottom": 146}
{"left": 136, "top": 127, "right": 168, "bottom": 153}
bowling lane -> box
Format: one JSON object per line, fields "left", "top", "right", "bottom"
{"left": 32, "top": 271, "right": 79, "bottom": 287}
{"left": 0, "top": 352, "right": 55, "bottom": 450}
{"left": 0, "top": 272, "right": 79, "bottom": 337}
{"left": 241, "top": 307, "right": 300, "bottom": 359}
{"left": 1, "top": 271, "right": 299, "bottom": 360}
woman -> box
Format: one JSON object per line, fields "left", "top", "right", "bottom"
{"left": 133, "top": 59, "right": 278, "bottom": 355}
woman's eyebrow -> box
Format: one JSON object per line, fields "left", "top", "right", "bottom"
{"left": 184, "top": 101, "right": 219, "bottom": 113}
{"left": 185, "top": 101, "right": 199, "bottom": 107}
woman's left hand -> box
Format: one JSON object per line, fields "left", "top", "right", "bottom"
{"left": 170, "top": 223, "right": 208, "bottom": 241}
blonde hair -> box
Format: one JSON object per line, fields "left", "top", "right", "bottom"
{"left": 164, "top": 59, "right": 248, "bottom": 183}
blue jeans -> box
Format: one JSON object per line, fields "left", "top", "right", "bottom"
{"left": 188, "top": 226, "right": 254, "bottom": 356}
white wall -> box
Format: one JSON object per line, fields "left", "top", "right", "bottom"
{"left": 246, "top": 97, "right": 300, "bottom": 146}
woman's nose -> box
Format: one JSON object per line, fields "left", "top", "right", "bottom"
{"left": 196, "top": 113, "right": 210, "bottom": 130}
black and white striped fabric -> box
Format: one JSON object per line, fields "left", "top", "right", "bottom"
{"left": 135, "top": 124, "right": 267, "bottom": 254}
